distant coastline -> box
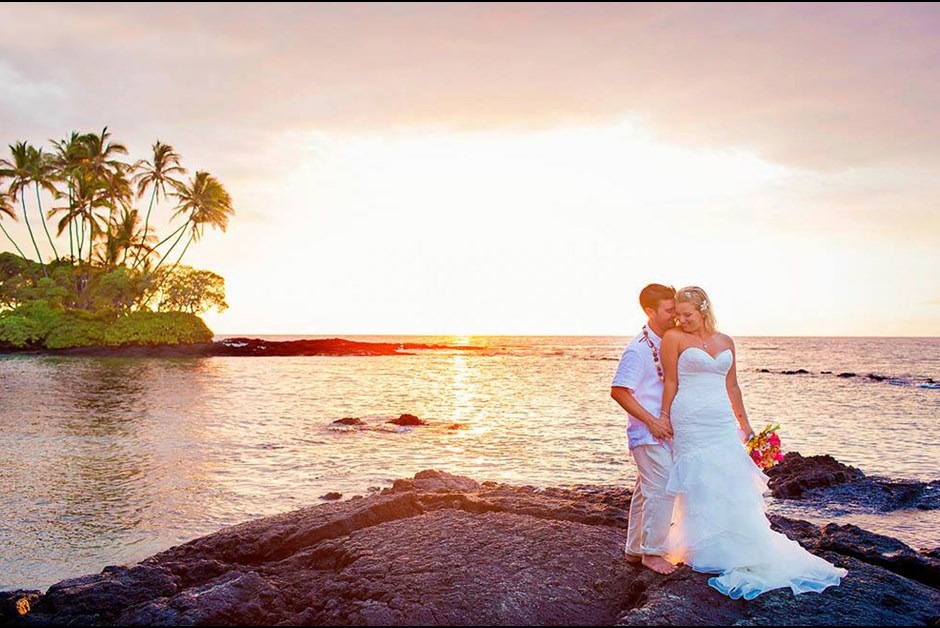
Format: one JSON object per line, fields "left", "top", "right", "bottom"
{"left": 0, "top": 336, "right": 488, "bottom": 357}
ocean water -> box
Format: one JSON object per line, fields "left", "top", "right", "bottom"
{"left": 1, "top": 335, "right": 937, "bottom": 591}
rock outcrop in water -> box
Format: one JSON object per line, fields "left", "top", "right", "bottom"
{"left": 767, "top": 452, "right": 940, "bottom": 511}
{"left": 2, "top": 458, "right": 938, "bottom": 626}
{"left": 766, "top": 452, "right": 866, "bottom": 499}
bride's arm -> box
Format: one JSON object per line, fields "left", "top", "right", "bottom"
{"left": 725, "top": 336, "right": 754, "bottom": 439}
{"left": 659, "top": 329, "right": 680, "bottom": 435}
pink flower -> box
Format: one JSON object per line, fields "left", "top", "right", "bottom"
{"left": 775, "top": 452, "right": 785, "bottom": 461}
{"left": 769, "top": 433, "right": 781, "bottom": 446}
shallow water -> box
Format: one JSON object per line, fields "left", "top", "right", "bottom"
{"left": 1, "top": 335, "right": 937, "bottom": 590}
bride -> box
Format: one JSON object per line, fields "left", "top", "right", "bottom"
{"left": 658, "top": 286, "right": 848, "bottom": 600}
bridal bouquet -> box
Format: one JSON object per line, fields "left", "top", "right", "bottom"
{"left": 746, "top": 424, "right": 785, "bottom": 471}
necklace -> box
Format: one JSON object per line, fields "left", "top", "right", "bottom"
{"left": 641, "top": 325, "right": 664, "bottom": 382}
{"left": 701, "top": 333, "right": 719, "bottom": 350}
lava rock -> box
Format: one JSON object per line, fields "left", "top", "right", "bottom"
{"left": 387, "top": 414, "right": 427, "bottom": 426}
{"left": 8, "top": 459, "right": 937, "bottom": 627}
{"left": 765, "top": 452, "right": 865, "bottom": 499}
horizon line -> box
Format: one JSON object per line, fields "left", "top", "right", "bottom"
{"left": 211, "top": 333, "right": 940, "bottom": 339}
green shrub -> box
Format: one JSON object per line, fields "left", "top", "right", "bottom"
{"left": 45, "top": 310, "right": 110, "bottom": 349}
{"left": 102, "top": 311, "right": 213, "bottom": 346}
{"left": 0, "top": 300, "right": 62, "bottom": 347}
{"left": 0, "top": 314, "right": 47, "bottom": 347}
{"left": 0, "top": 302, "right": 212, "bottom": 349}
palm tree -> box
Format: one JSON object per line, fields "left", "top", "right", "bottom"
{"left": 78, "top": 126, "right": 129, "bottom": 183}
{"left": 130, "top": 141, "right": 186, "bottom": 269}
{"left": 50, "top": 131, "right": 86, "bottom": 261}
{"left": 26, "top": 147, "right": 60, "bottom": 262}
{"left": 0, "top": 141, "right": 46, "bottom": 274}
{"left": 145, "top": 171, "right": 233, "bottom": 300}
{"left": 47, "top": 169, "right": 110, "bottom": 266}
{"left": 0, "top": 191, "right": 29, "bottom": 260}
{"left": 78, "top": 127, "right": 130, "bottom": 264}
{"left": 115, "top": 208, "right": 157, "bottom": 266}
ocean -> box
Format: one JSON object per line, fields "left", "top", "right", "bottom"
{"left": 1, "top": 335, "right": 937, "bottom": 591}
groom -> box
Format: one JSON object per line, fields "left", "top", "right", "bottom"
{"left": 610, "top": 283, "right": 678, "bottom": 575}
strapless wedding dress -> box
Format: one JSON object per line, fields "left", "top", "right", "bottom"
{"left": 663, "top": 347, "right": 847, "bottom": 600}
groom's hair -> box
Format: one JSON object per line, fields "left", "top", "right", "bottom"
{"left": 639, "top": 284, "right": 676, "bottom": 311}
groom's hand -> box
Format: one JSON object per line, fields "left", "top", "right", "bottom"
{"left": 647, "top": 415, "right": 673, "bottom": 440}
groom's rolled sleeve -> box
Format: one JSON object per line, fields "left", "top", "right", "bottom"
{"left": 612, "top": 347, "right": 644, "bottom": 392}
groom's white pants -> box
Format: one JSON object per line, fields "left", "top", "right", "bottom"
{"left": 625, "top": 443, "right": 674, "bottom": 557}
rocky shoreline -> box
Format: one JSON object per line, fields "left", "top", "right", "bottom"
{"left": 2, "top": 454, "right": 937, "bottom": 626}
{"left": 0, "top": 337, "right": 486, "bottom": 358}
{"left": 756, "top": 368, "right": 939, "bottom": 390}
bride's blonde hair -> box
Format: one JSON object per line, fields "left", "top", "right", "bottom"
{"left": 676, "top": 286, "right": 718, "bottom": 334}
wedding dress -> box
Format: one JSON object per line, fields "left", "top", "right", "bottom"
{"left": 663, "top": 347, "right": 848, "bottom": 600}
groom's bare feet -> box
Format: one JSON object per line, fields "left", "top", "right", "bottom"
{"left": 624, "top": 552, "right": 642, "bottom": 564}
{"left": 641, "top": 554, "right": 677, "bottom": 574}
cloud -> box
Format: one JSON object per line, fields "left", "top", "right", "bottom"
{"left": 0, "top": 60, "right": 69, "bottom": 125}
{"left": 0, "top": 3, "right": 938, "bottom": 172}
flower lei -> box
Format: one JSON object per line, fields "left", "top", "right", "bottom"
{"left": 641, "top": 324, "right": 664, "bottom": 381}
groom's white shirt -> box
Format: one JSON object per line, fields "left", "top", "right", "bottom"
{"left": 612, "top": 326, "right": 673, "bottom": 452}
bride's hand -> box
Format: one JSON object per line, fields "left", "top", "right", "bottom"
{"left": 739, "top": 425, "right": 755, "bottom": 444}
{"left": 663, "top": 414, "right": 674, "bottom": 438}
{"left": 744, "top": 422, "right": 755, "bottom": 441}
{"left": 657, "top": 413, "right": 675, "bottom": 440}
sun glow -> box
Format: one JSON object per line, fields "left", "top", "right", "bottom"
{"left": 202, "top": 116, "right": 874, "bottom": 336}
{"left": 104, "top": 113, "right": 939, "bottom": 338}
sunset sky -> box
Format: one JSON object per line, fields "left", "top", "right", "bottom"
{"left": 1, "top": 3, "right": 938, "bottom": 336}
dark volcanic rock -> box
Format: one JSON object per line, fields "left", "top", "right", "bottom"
{"left": 8, "top": 462, "right": 939, "bottom": 626}
{"left": 386, "top": 413, "right": 427, "bottom": 426}
{"left": 0, "top": 591, "right": 40, "bottom": 621}
{"left": 838, "top": 372, "right": 857, "bottom": 378}
{"left": 614, "top": 552, "right": 933, "bottom": 626}
{"left": 781, "top": 369, "right": 811, "bottom": 375}
{"left": 767, "top": 515, "right": 940, "bottom": 589}
{"left": 116, "top": 571, "right": 281, "bottom": 626}
{"left": 320, "top": 492, "right": 343, "bottom": 501}
{"left": 766, "top": 452, "right": 865, "bottom": 499}
{"left": 390, "top": 469, "right": 481, "bottom": 495}
{"left": 768, "top": 453, "right": 939, "bottom": 515}
{"left": 802, "top": 477, "right": 940, "bottom": 512}
{"left": 332, "top": 417, "right": 366, "bottom": 426}
{"left": 3, "top": 337, "right": 487, "bottom": 358}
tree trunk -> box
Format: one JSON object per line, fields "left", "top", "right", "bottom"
{"left": 0, "top": 221, "right": 28, "bottom": 260}
{"left": 132, "top": 185, "right": 157, "bottom": 268}
{"left": 19, "top": 194, "right": 46, "bottom": 276}
{"left": 35, "top": 183, "right": 59, "bottom": 261}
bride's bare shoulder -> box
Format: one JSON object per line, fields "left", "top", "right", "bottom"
{"left": 719, "top": 332, "right": 736, "bottom": 347}
{"left": 662, "top": 327, "right": 685, "bottom": 349}
{"left": 663, "top": 327, "right": 684, "bottom": 341}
